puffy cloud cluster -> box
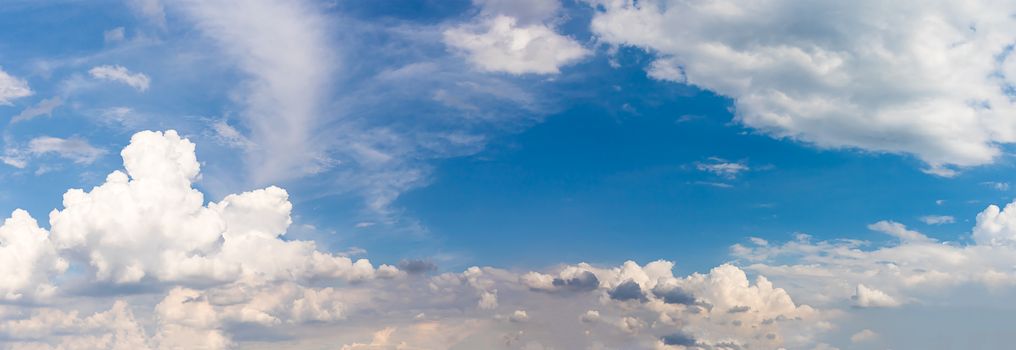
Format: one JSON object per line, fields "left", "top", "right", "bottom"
{"left": 0, "top": 210, "right": 67, "bottom": 301}
{"left": 444, "top": 0, "right": 590, "bottom": 74}
{"left": 733, "top": 200, "right": 1016, "bottom": 311}
{"left": 47, "top": 130, "right": 392, "bottom": 285}
{"left": 588, "top": 0, "right": 1016, "bottom": 174}
{"left": 0, "top": 130, "right": 831, "bottom": 349}
{"left": 0, "top": 301, "right": 150, "bottom": 350}
{"left": 518, "top": 260, "right": 827, "bottom": 348}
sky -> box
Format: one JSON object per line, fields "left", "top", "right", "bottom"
{"left": 2, "top": 0, "right": 1016, "bottom": 349}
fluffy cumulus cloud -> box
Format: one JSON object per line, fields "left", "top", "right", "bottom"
{"left": 516, "top": 260, "right": 828, "bottom": 348}
{"left": 48, "top": 130, "right": 389, "bottom": 284}
{"left": 588, "top": 0, "right": 1016, "bottom": 174}
{"left": 444, "top": 0, "right": 590, "bottom": 74}
{"left": 0, "top": 210, "right": 67, "bottom": 301}
{"left": 0, "top": 130, "right": 834, "bottom": 349}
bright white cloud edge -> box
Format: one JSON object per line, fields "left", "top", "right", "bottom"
{"left": 588, "top": 0, "right": 1016, "bottom": 175}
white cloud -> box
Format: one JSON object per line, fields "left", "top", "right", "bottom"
{"left": 867, "top": 220, "right": 931, "bottom": 243}
{"left": 128, "top": 0, "right": 166, "bottom": 28}
{"left": 48, "top": 130, "right": 391, "bottom": 284}
{"left": 153, "top": 287, "right": 231, "bottom": 349}
{"left": 695, "top": 157, "right": 749, "bottom": 179}
{"left": 89, "top": 65, "right": 150, "bottom": 91}
{"left": 10, "top": 97, "right": 62, "bottom": 124}
{"left": 474, "top": 0, "right": 562, "bottom": 24}
{"left": 444, "top": 16, "right": 590, "bottom": 75}
{"left": 0, "top": 67, "right": 32, "bottom": 105}
{"left": 973, "top": 201, "right": 1016, "bottom": 246}
{"left": 731, "top": 199, "right": 1016, "bottom": 312}
{"left": 919, "top": 215, "right": 955, "bottom": 225}
{"left": 0, "top": 300, "right": 151, "bottom": 349}
{"left": 28, "top": 136, "right": 105, "bottom": 164}
{"left": 0, "top": 209, "right": 67, "bottom": 301}
{"left": 982, "top": 181, "right": 1010, "bottom": 191}
{"left": 2, "top": 136, "right": 106, "bottom": 168}
{"left": 850, "top": 329, "right": 878, "bottom": 343}
{"left": 508, "top": 309, "right": 529, "bottom": 322}
{"left": 338, "top": 327, "right": 399, "bottom": 350}
{"left": 103, "top": 27, "right": 126, "bottom": 43}
{"left": 0, "top": 130, "right": 835, "bottom": 349}
{"left": 853, "top": 284, "right": 901, "bottom": 308}
{"left": 444, "top": 0, "right": 589, "bottom": 75}
{"left": 588, "top": 0, "right": 1016, "bottom": 174}
{"left": 175, "top": 0, "right": 334, "bottom": 184}
{"left": 209, "top": 120, "right": 253, "bottom": 150}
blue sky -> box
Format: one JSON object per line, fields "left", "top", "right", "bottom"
{"left": 4, "top": 0, "right": 1016, "bottom": 349}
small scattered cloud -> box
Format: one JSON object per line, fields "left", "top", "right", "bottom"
{"left": 3, "top": 136, "right": 105, "bottom": 169}
{"left": 103, "top": 27, "right": 126, "bottom": 43}
{"left": 508, "top": 310, "right": 528, "bottom": 323}
{"left": 676, "top": 114, "right": 703, "bottom": 123}
{"left": 852, "top": 284, "right": 901, "bottom": 308}
{"left": 96, "top": 106, "right": 136, "bottom": 128}
{"left": 26, "top": 136, "right": 106, "bottom": 164}
{"left": 0, "top": 67, "right": 32, "bottom": 105}
{"left": 210, "top": 120, "right": 253, "bottom": 150}
{"left": 851, "top": 329, "right": 878, "bottom": 343}
{"left": 922, "top": 165, "right": 958, "bottom": 178}
{"left": 89, "top": 65, "right": 150, "bottom": 91}
{"left": 867, "top": 220, "right": 930, "bottom": 242}
{"left": 696, "top": 157, "right": 749, "bottom": 179}
{"left": 692, "top": 181, "right": 734, "bottom": 189}
{"left": 579, "top": 310, "right": 600, "bottom": 323}
{"left": 919, "top": 215, "right": 955, "bottom": 225}
{"left": 749, "top": 237, "right": 769, "bottom": 246}
{"left": 127, "top": 0, "right": 166, "bottom": 28}
{"left": 10, "top": 97, "right": 61, "bottom": 124}
{"left": 982, "top": 182, "right": 1009, "bottom": 191}
{"left": 443, "top": 0, "right": 589, "bottom": 75}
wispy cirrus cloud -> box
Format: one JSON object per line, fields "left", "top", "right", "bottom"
{"left": 10, "top": 97, "right": 61, "bottom": 124}
{"left": 2, "top": 136, "right": 105, "bottom": 169}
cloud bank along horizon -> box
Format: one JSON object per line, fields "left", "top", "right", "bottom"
{"left": 0, "top": 129, "right": 1015, "bottom": 348}
{"left": 0, "top": 129, "right": 825, "bottom": 349}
